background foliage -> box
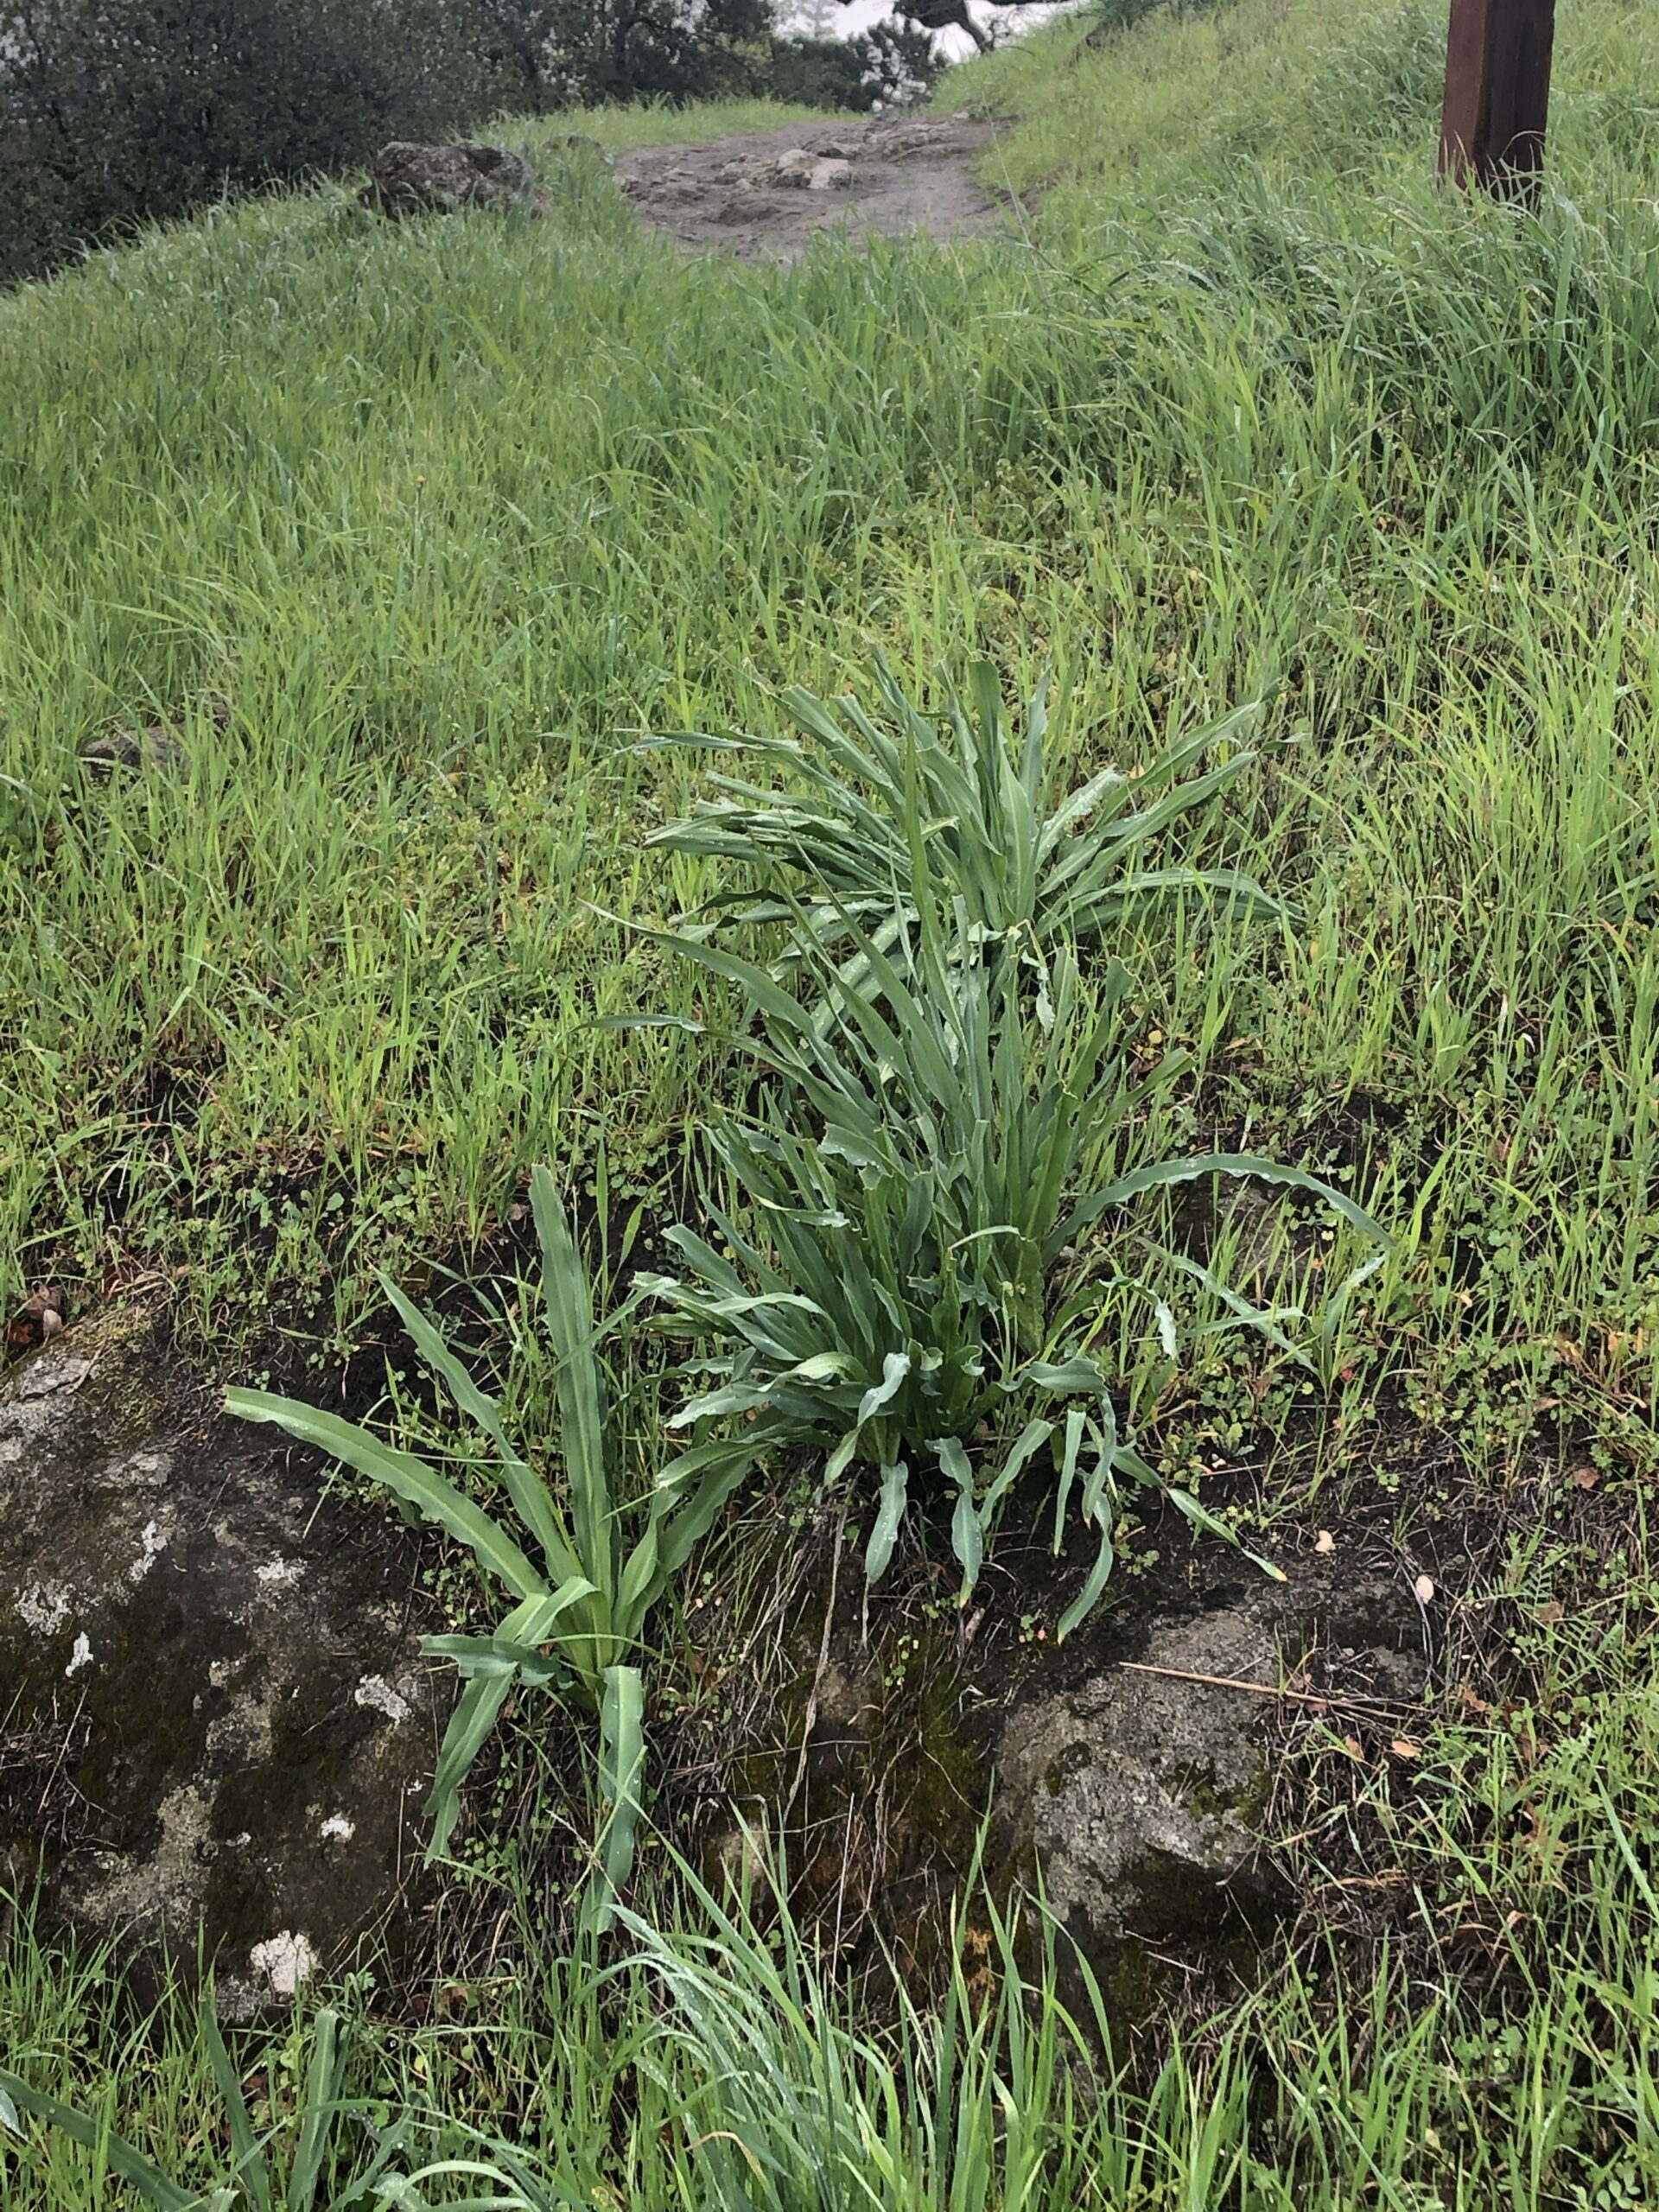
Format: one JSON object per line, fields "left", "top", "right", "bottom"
{"left": 1, "top": 0, "right": 480, "bottom": 284}
{"left": 770, "top": 20, "right": 943, "bottom": 111}
{"left": 0, "top": 0, "right": 804, "bottom": 285}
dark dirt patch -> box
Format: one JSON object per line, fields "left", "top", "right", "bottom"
{"left": 615, "top": 112, "right": 1020, "bottom": 261}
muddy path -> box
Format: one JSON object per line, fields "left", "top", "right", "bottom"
{"left": 615, "top": 111, "right": 1020, "bottom": 260}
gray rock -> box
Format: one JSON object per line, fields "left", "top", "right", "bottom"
{"left": 81, "top": 724, "right": 186, "bottom": 774}
{"left": 718, "top": 149, "right": 857, "bottom": 196}
{"left": 0, "top": 1311, "right": 443, "bottom": 2006}
{"left": 360, "top": 142, "right": 553, "bottom": 219}
{"left": 995, "top": 1573, "right": 1424, "bottom": 1967}
{"left": 768, "top": 149, "right": 820, "bottom": 188}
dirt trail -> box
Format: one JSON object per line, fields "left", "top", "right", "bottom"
{"left": 615, "top": 112, "right": 1017, "bottom": 261}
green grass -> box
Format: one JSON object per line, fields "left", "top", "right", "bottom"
{"left": 10, "top": 0, "right": 1659, "bottom": 2200}
{"left": 3, "top": 3, "right": 1657, "bottom": 1464}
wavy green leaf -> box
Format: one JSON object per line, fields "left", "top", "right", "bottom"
{"left": 226, "top": 1389, "right": 547, "bottom": 1601}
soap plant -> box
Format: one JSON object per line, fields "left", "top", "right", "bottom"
{"left": 645, "top": 659, "right": 1284, "bottom": 973}
{"left": 228, "top": 1170, "right": 754, "bottom": 1922}
{"left": 636, "top": 659, "right": 1383, "bottom": 1629}
{"left": 640, "top": 885, "right": 1385, "bottom": 1635}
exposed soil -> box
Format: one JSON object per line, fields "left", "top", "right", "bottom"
{"left": 615, "top": 112, "right": 1018, "bottom": 261}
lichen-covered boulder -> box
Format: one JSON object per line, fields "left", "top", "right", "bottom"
{"left": 0, "top": 1312, "right": 443, "bottom": 2011}
{"left": 359, "top": 142, "right": 552, "bottom": 219}
{"left": 995, "top": 1572, "right": 1424, "bottom": 2005}
{"left": 997, "top": 1600, "right": 1289, "bottom": 1954}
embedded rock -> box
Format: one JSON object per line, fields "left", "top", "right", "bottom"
{"left": 998, "top": 1601, "right": 1287, "bottom": 1953}
{"left": 767, "top": 149, "right": 819, "bottom": 188}
{"left": 81, "top": 724, "right": 186, "bottom": 773}
{"left": 758, "top": 149, "right": 854, "bottom": 191}
{"left": 687, "top": 1513, "right": 1426, "bottom": 2023}
{"left": 360, "top": 141, "right": 552, "bottom": 218}
{"left": 995, "top": 1571, "right": 1426, "bottom": 1990}
{"left": 0, "top": 1311, "right": 442, "bottom": 2008}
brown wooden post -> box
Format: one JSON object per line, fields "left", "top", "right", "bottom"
{"left": 1440, "top": 0, "right": 1557, "bottom": 200}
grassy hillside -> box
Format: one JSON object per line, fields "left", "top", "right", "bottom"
{"left": 9, "top": 2, "right": 1659, "bottom": 2203}
{"left": 1, "top": 2, "right": 1656, "bottom": 1427}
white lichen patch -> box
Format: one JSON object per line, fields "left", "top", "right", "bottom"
{"left": 208, "top": 1658, "right": 232, "bottom": 1688}
{"left": 319, "top": 1814, "right": 355, "bottom": 1843}
{"left": 255, "top": 1555, "right": 305, "bottom": 1586}
{"left": 65, "top": 1631, "right": 94, "bottom": 1675}
{"left": 78, "top": 1786, "right": 212, "bottom": 1923}
{"left": 128, "top": 1519, "right": 168, "bottom": 1582}
{"left": 353, "top": 1674, "right": 411, "bottom": 1725}
{"left": 17, "top": 1579, "right": 73, "bottom": 1633}
{"left": 250, "top": 1929, "right": 318, "bottom": 1998}
{"left": 17, "top": 1355, "right": 92, "bottom": 1401}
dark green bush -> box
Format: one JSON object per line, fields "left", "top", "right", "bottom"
{"left": 0, "top": 0, "right": 487, "bottom": 284}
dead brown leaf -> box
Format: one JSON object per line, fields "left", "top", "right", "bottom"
{"left": 6, "top": 1285, "right": 65, "bottom": 1358}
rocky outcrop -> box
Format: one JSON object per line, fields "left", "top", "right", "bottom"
{"left": 614, "top": 113, "right": 1006, "bottom": 263}
{"left": 0, "top": 1312, "right": 444, "bottom": 2012}
{"left": 360, "top": 142, "right": 552, "bottom": 219}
